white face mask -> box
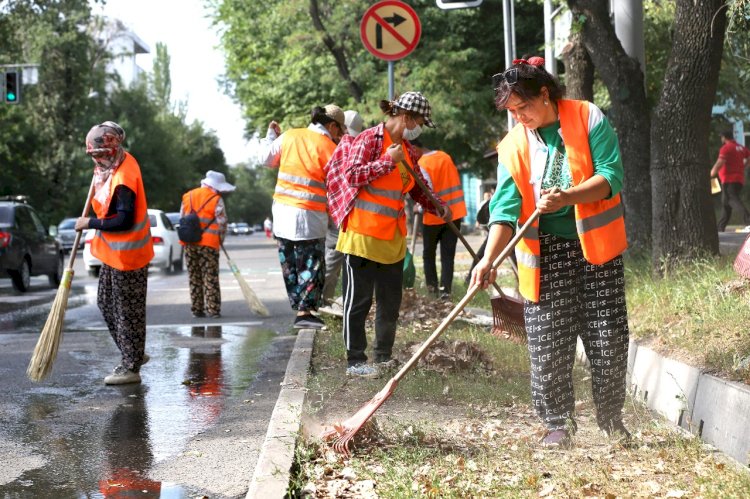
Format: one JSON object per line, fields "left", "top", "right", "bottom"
{"left": 403, "top": 123, "right": 422, "bottom": 141}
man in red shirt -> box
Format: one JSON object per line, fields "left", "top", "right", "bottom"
{"left": 711, "top": 130, "right": 750, "bottom": 232}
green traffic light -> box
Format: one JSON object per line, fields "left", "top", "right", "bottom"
{"left": 6, "top": 92, "right": 16, "bottom": 101}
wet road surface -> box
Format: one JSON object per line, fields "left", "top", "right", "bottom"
{"left": 0, "top": 235, "right": 299, "bottom": 498}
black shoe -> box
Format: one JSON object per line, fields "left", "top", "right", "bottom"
{"left": 192, "top": 311, "right": 205, "bottom": 318}
{"left": 293, "top": 314, "right": 325, "bottom": 329}
{"left": 209, "top": 313, "right": 221, "bottom": 318}
{"left": 600, "top": 420, "right": 632, "bottom": 442}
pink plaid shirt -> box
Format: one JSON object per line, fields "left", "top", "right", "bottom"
{"left": 325, "top": 122, "right": 444, "bottom": 230}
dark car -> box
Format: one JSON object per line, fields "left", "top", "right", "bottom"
{"left": 55, "top": 217, "right": 84, "bottom": 252}
{"left": 0, "top": 197, "right": 64, "bottom": 292}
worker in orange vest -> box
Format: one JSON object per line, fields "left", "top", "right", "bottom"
{"left": 326, "top": 92, "right": 450, "bottom": 378}
{"left": 75, "top": 122, "right": 154, "bottom": 385}
{"left": 471, "top": 57, "right": 631, "bottom": 449}
{"left": 258, "top": 105, "right": 345, "bottom": 330}
{"left": 180, "top": 170, "right": 235, "bottom": 319}
{"left": 412, "top": 139, "right": 467, "bottom": 299}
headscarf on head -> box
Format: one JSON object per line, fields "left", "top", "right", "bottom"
{"left": 86, "top": 121, "right": 126, "bottom": 206}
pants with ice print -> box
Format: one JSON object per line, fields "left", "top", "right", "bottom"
{"left": 524, "top": 233, "right": 629, "bottom": 432}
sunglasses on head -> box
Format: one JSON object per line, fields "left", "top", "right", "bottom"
{"left": 491, "top": 68, "right": 519, "bottom": 89}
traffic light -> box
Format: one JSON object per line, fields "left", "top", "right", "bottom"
{"left": 4, "top": 70, "right": 20, "bottom": 104}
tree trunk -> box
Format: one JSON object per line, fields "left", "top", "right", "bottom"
{"left": 309, "top": 0, "right": 363, "bottom": 102}
{"left": 567, "top": 0, "right": 652, "bottom": 253}
{"left": 650, "top": 1, "right": 725, "bottom": 270}
{"left": 561, "top": 31, "right": 594, "bottom": 102}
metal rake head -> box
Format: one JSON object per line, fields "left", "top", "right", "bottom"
{"left": 491, "top": 294, "right": 527, "bottom": 344}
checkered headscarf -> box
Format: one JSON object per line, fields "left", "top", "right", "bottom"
{"left": 392, "top": 91, "right": 436, "bottom": 128}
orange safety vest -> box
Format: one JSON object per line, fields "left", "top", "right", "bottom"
{"left": 497, "top": 99, "right": 627, "bottom": 302}
{"left": 180, "top": 187, "right": 222, "bottom": 249}
{"left": 273, "top": 128, "right": 336, "bottom": 212}
{"left": 90, "top": 153, "right": 154, "bottom": 271}
{"left": 419, "top": 150, "right": 467, "bottom": 225}
{"left": 347, "top": 134, "right": 416, "bottom": 240}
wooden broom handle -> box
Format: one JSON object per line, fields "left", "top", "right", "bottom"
{"left": 67, "top": 175, "right": 97, "bottom": 269}
{"left": 399, "top": 160, "right": 505, "bottom": 296}
{"left": 410, "top": 210, "right": 419, "bottom": 255}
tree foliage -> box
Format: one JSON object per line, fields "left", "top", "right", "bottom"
{"left": 0, "top": 0, "right": 232, "bottom": 225}
{"left": 212, "top": 0, "right": 545, "bottom": 176}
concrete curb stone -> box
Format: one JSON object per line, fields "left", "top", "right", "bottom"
{"left": 246, "top": 328, "right": 315, "bottom": 499}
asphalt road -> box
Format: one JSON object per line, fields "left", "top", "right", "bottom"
{"left": 0, "top": 234, "right": 298, "bottom": 498}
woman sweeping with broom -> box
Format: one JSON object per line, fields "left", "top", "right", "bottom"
{"left": 75, "top": 122, "right": 154, "bottom": 385}
{"left": 471, "top": 57, "right": 631, "bottom": 448}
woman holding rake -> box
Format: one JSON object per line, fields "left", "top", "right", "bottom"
{"left": 471, "top": 57, "right": 631, "bottom": 449}
{"left": 326, "top": 91, "right": 450, "bottom": 378}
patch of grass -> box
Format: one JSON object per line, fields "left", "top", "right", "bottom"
{"left": 625, "top": 255, "right": 750, "bottom": 380}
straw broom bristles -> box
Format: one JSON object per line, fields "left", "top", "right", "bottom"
{"left": 27, "top": 175, "right": 95, "bottom": 382}
{"left": 26, "top": 268, "right": 74, "bottom": 381}
{"left": 221, "top": 244, "right": 269, "bottom": 317}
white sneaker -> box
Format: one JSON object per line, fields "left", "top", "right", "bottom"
{"left": 104, "top": 365, "right": 141, "bottom": 385}
{"left": 346, "top": 363, "right": 380, "bottom": 378}
{"left": 741, "top": 225, "right": 750, "bottom": 233}
{"left": 318, "top": 301, "right": 344, "bottom": 318}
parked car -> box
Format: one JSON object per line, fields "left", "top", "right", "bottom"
{"left": 228, "top": 222, "right": 253, "bottom": 236}
{"left": 0, "top": 196, "right": 64, "bottom": 292}
{"left": 83, "top": 208, "right": 183, "bottom": 277}
{"left": 54, "top": 217, "right": 85, "bottom": 252}
{"left": 166, "top": 211, "right": 181, "bottom": 229}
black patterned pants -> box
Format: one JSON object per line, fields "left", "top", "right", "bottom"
{"left": 276, "top": 237, "right": 326, "bottom": 312}
{"left": 524, "top": 233, "right": 629, "bottom": 432}
{"left": 97, "top": 264, "right": 148, "bottom": 372}
{"left": 185, "top": 245, "right": 221, "bottom": 316}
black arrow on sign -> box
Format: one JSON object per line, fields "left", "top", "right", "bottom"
{"left": 376, "top": 12, "right": 407, "bottom": 49}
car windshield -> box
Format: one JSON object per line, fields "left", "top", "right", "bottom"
{"left": 0, "top": 206, "right": 11, "bottom": 226}
{"left": 58, "top": 218, "right": 76, "bottom": 230}
{"left": 166, "top": 213, "right": 180, "bottom": 223}
{"left": 237, "top": 223, "right": 249, "bottom": 228}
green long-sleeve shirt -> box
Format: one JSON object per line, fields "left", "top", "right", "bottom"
{"left": 489, "top": 103, "right": 623, "bottom": 239}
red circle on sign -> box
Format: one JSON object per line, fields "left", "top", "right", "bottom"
{"left": 360, "top": 0, "right": 421, "bottom": 61}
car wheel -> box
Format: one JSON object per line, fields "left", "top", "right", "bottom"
{"left": 10, "top": 258, "right": 31, "bottom": 292}
{"left": 164, "top": 248, "right": 173, "bottom": 274}
{"left": 48, "top": 253, "right": 64, "bottom": 287}
{"left": 88, "top": 266, "right": 100, "bottom": 278}
{"left": 173, "top": 250, "right": 184, "bottom": 273}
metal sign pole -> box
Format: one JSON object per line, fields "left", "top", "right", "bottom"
{"left": 502, "top": 0, "right": 515, "bottom": 131}
{"left": 388, "top": 61, "right": 395, "bottom": 100}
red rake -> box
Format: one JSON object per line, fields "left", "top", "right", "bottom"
{"left": 323, "top": 210, "right": 541, "bottom": 455}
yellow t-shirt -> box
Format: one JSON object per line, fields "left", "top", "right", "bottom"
{"left": 336, "top": 130, "right": 412, "bottom": 264}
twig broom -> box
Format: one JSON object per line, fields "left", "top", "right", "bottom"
{"left": 399, "top": 160, "right": 526, "bottom": 342}
{"left": 27, "top": 177, "right": 96, "bottom": 382}
{"left": 323, "top": 209, "right": 540, "bottom": 455}
{"left": 220, "top": 243, "right": 269, "bottom": 317}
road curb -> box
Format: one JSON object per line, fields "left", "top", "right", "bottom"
{"left": 246, "top": 328, "right": 315, "bottom": 499}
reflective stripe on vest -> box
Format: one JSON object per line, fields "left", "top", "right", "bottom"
{"left": 180, "top": 187, "right": 222, "bottom": 249}
{"left": 497, "top": 99, "right": 627, "bottom": 302}
{"left": 347, "top": 138, "right": 415, "bottom": 240}
{"left": 419, "top": 151, "right": 467, "bottom": 226}
{"left": 90, "top": 153, "right": 154, "bottom": 270}
{"left": 273, "top": 128, "right": 335, "bottom": 212}
{"left": 94, "top": 216, "right": 152, "bottom": 251}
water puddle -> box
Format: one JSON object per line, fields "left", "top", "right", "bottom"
{"left": 1, "top": 324, "right": 277, "bottom": 497}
